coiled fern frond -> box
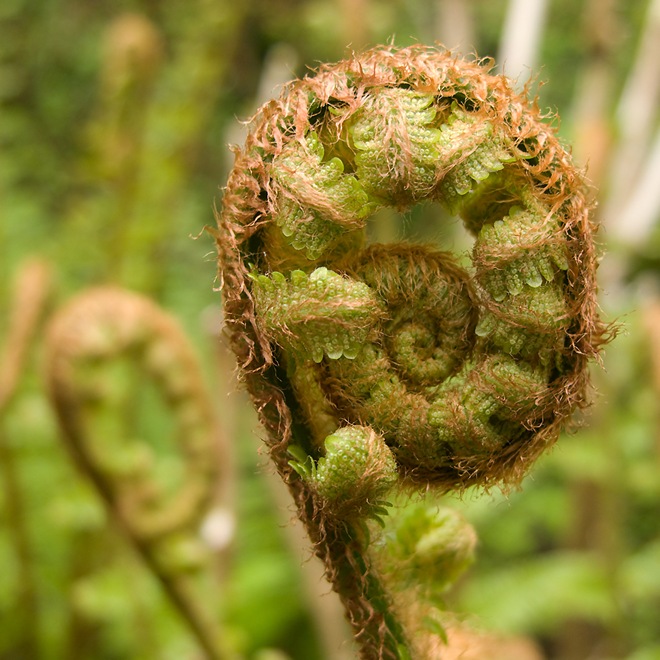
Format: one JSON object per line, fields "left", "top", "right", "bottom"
{"left": 45, "top": 287, "right": 228, "bottom": 659}
{"left": 216, "top": 45, "right": 608, "bottom": 658}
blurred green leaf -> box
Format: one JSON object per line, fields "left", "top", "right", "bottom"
{"left": 458, "top": 552, "right": 617, "bottom": 634}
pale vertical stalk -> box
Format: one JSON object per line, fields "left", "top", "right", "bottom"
{"left": 497, "top": 0, "right": 550, "bottom": 86}
{"left": 611, "top": 129, "right": 660, "bottom": 246}
{"left": 339, "top": 0, "right": 370, "bottom": 50}
{"left": 201, "top": 305, "right": 240, "bottom": 585}
{"left": 434, "top": 0, "right": 476, "bottom": 56}
{"left": 0, "top": 259, "right": 51, "bottom": 411}
{"left": 256, "top": 43, "right": 300, "bottom": 107}
{"left": 603, "top": 0, "right": 660, "bottom": 237}
{"left": 643, "top": 302, "right": 660, "bottom": 461}
{"left": 225, "top": 42, "right": 300, "bottom": 161}
{"left": 615, "top": 0, "right": 660, "bottom": 137}
{"left": 569, "top": 0, "right": 618, "bottom": 186}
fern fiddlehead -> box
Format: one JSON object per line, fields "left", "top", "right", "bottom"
{"left": 216, "top": 45, "right": 606, "bottom": 658}
{"left": 45, "top": 287, "right": 229, "bottom": 659}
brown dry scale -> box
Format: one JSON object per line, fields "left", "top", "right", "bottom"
{"left": 215, "top": 45, "right": 608, "bottom": 658}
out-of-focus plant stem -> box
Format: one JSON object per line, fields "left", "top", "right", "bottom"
{"left": 91, "top": 13, "right": 165, "bottom": 283}
{"left": 497, "top": 0, "right": 549, "bottom": 86}
{"left": 0, "top": 258, "right": 51, "bottom": 658}
{"left": 62, "top": 2, "right": 246, "bottom": 294}
{"left": 0, "top": 258, "right": 51, "bottom": 411}
{"left": 202, "top": 305, "right": 239, "bottom": 585}
{"left": 643, "top": 303, "right": 660, "bottom": 461}
{"left": 64, "top": 527, "right": 109, "bottom": 658}
{"left": 434, "top": 0, "right": 476, "bottom": 55}
{"left": 0, "top": 430, "right": 40, "bottom": 657}
{"left": 339, "top": 0, "right": 369, "bottom": 50}
{"left": 569, "top": 0, "right": 619, "bottom": 189}
{"left": 118, "top": 2, "right": 245, "bottom": 294}
{"left": 603, "top": 0, "right": 660, "bottom": 243}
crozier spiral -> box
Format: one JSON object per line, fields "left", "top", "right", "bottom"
{"left": 216, "top": 45, "right": 605, "bottom": 491}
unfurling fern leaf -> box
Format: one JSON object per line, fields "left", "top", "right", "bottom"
{"left": 216, "top": 45, "right": 608, "bottom": 659}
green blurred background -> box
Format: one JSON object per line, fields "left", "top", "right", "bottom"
{"left": 1, "top": 0, "right": 659, "bottom": 658}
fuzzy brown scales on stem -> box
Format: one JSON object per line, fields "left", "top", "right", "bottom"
{"left": 216, "top": 45, "right": 607, "bottom": 657}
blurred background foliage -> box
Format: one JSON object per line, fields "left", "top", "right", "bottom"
{"left": 1, "top": 0, "right": 659, "bottom": 658}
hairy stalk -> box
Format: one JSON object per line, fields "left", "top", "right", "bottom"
{"left": 45, "top": 287, "right": 229, "bottom": 660}
{"left": 216, "top": 45, "right": 608, "bottom": 658}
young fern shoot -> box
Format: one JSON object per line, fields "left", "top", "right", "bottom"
{"left": 216, "top": 45, "right": 608, "bottom": 658}
{"left": 45, "top": 287, "right": 229, "bottom": 660}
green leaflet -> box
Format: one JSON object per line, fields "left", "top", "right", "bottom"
{"left": 349, "top": 89, "right": 444, "bottom": 203}
{"left": 474, "top": 284, "right": 568, "bottom": 360}
{"left": 428, "top": 356, "right": 549, "bottom": 454}
{"left": 308, "top": 426, "right": 397, "bottom": 518}
{"left": 250, "top": 266, "right": 383, "bottom": 363}
{"left": 474, "top": 203, "right": 569, "bottom": 360}
{"left": 476, "top": 204, "right": 569, "bottom": 300}
{"left": 380, "top": 503, "right": 476, "bottom": 593}
{"left": 435, "top": 105, "right": 517, "bottom": 216}
{"left": 271, "top": 130, "right": 377, "bottom": 259}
